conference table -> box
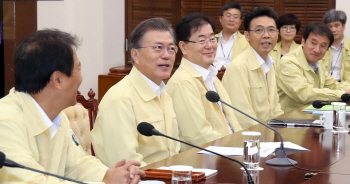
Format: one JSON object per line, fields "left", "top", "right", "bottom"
{"left": 141, "top": 106, "right": 350, "bottom": 184}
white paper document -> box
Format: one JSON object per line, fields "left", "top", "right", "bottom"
{"left": 157, "top": 166, "right": 217, "bottom": 178}
{"left": 197, "top": 141, "right": 309, "bottom": 158}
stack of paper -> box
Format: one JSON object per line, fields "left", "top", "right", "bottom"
{"left": 157, "top": 166, "right": 217, "bottom": 178}
{"left": 197, "top": 141, "right": 309, "bottom": 158}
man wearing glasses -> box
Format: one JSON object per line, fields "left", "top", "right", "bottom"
{"left": 213, "top": 2, "right": 249, "bottom": 70}
{"left": 91, "top": 18, "right": 180, "bottom": 167}
{"left": 222, "top": 6, "right": 283, "bottom": 129}
{"left": 321, "top": 10, "right": 350, "bottom": 83}
{"left": 166, "top": 13, "right": 242, "bottom": 152}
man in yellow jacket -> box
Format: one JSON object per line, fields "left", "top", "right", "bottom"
{"left": 222, "top": 7, "right": 284, "bottom": 129}
{"left": 321, "top": 10, "right": 350, "bottom": 83}
{"left": 91, "top": 18, "right": 180, "bottom": 167}
{"left": 276, "top": 23, "right": 350, "bottom": 113}
{"left": 166, "top": 13, "right": 242, "bottom": 152}
{"left": 213, "top": 2, "right": 249, "bottom": 70}
{"left": 0, "top": 29, "right": 144, "bottom": 183}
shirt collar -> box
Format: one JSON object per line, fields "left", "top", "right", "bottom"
{"left": 251, "top": 48, "right": 274, "bottom": 73}
{"left": 185, "top": 58, "right": 218, "bottom": 82}
{"left": 139, "top": 71, "right": 166, "bottom": 98}
{"left": 30, "top": 96, "right": 61, "bottom": 138}
{"left": 220, "top": 31, "right": 237, "bottom": 42}
{"left": 331, "top": 37, "right": 345, "bottom": 50}
{"left": 308, "top": 62, "right": 319, "bottom": 71}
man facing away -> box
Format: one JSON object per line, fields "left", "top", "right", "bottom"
{"left": 321, "top": 9, "right": 350, "bottom": 83}
{"left": 222, "top": 6, "right": 283, "bottom": 129}
{"left": 213, "top": 2, "right": 249, "bottom": 70}
{"left": 166, "top": 13, "right": 242, "bottom": 152}
{"left": 91, "top": 18, "right": 180, "bottom": 167}
{"left": 0, "top": 29, "right": 144, "bottom": 183}
{"left": 276, "top": 23, "right": 350, "bottom": 113}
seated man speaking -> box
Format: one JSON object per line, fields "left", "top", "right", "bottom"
{"left": 91, "top": 18, "right": 180, "bottom": 167}
{"left": 276, "top": 23, "right": 350, "bottom": 113}
{"left": 0, "top": 29, "right": 144, "bottom": 183}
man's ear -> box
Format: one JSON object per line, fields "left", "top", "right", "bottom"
{"left": 179, "top": 41, "right": 187, "bottom": 56}
{"left": 244, "top": 31, "right": 250, "bottom": 42}
{"left": 131, "top": 48, "right": 140, "bottom": 65}
{"left": 50, "top": 71, "right": 62, "bottom": 90}
{"left": 301, "top": 38, "right": 305, "bottom": 47}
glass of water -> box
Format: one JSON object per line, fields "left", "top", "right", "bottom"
{"left": 331, "top": 102, "right": 346, "bottom": 131}
{"left": 241, "top": 131, "right": 261, "bottom": 170}
{"left": 170, "top": 165, "right": 192, "bottom": 184}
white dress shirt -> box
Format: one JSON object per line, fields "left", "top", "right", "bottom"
{"left": 330, "top": 38, "right": 344, "bottom": 81}
{"left": 186, "top": 58, "right": 234, "bottom": 133}
{"left": 31, "top": 96, "right": 61, "bottom": 139}
{"left": 213, "top": 31, "right": 237, "bottom": 70}
{"left": 252, "top": 48, "right": 274, "bottom": 80}
{"left": 139, "top": 70, "right": 166, "bottom": 98}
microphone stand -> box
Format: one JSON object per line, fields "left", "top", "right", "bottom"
{"left": 218, "top": 99, "right": 297, "bottom": 166}
{"left": 5, "top": 159, "right": 87, "bottom": 184}
{"left": 151, "top": 130, "right": 255, "bottom": 184}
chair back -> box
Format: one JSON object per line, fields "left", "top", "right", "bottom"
{"left": 76, "top": 88, "right": 98, "bottom": 130}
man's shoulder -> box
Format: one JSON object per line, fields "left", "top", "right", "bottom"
{"left": 0, "top": 93, "right": 27, "bottom": 129}
{"left": 100, "top": 76, "right": 135, "bottom": 103}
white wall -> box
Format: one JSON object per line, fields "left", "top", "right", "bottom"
{"left": 37, "top": 0, "right": 125, "bottom": 99}
{"left": 336, "top": 0, "right": 350, "bottom": 38}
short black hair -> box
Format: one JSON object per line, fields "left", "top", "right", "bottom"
{"left": 128, "top": 18, "right": 175, "bottom": 64}
{"left": 324, "top": 9, "right": 347, "bottom": 25}
{"left": 277, "top": 13, "right": 301, "bottom": 32}
{"left": 220, "top": 2, "right": 244, "bottom": 18}
{"left": 15, "top": 29, "right": 79, "bottom": 94}
{"left": 176, "top": 13, "right": 216, "bottom": 42}
{"left": 244, "top": 6, "right": 278, "bottom": 31}
{"left": 303, "top": 22, "right": 334, "bottom": 48}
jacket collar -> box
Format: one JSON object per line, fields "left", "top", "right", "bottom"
{"left": 180, "top": 57, "right": 203, "bottom": 78}
{"left": 12, "top": 89, "right": 54, "bottom": 136}
{"left": 245, "top": 46, "right": 262, "bottom": 70}
{"left": 294, "top": 45, "right": 314, "bottom": 71}
{"left": 129, "top": 67, "right": 158, "bottom": 102}
{"left": 343, "top": 37, "right": 350, "bottom": 51}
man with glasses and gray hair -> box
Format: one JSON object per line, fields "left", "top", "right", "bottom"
{"left": 222, "top": 6, "right": 283, "bottom": 129}
{"left": 166, "top": 13, "right": 242, "bottom": 152}
{"left": 321, "top": 9, "right": 350, "bottom": 83}
{"left": 91, "top": 18, "right": 180, "bottom": 167}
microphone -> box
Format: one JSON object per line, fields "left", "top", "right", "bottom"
{"left": 312, "top": 100, "right": 331, "bottom": 108}
{"left": 341, "top": 93, "right": 350, "bottom": 102}
{"left": 205, "top": 91, "right": 297, "bottom": 166}
{"left": 0, "top": 152, "right": 87, "bottom": 184}
{"left": 137, "top": 122, "right": 255, "bottom": 184}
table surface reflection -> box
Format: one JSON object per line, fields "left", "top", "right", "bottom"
{"left": 141, "top": 106, "right": 350, "bottom": 184}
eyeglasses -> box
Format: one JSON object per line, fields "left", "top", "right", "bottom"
{"left": 185, "top": 37, "right": 218, "bottom": 46}
{"left": 137, "top": 45, "right": 178, "bottom": 55}
{"left": 281, "top": 25, "right": 296, "bottom": 32}
{"left": 223, "top": 13, "right": 240, "bottom": 20}
{"left": 248, "top": 27, "right": 278, "bottom": 35}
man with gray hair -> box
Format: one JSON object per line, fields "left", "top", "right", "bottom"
{"left": 91, "top": 18, "right": 180, "bottom": 167}
{"left": 321, "top": 9, "right": 350, "bottom": 82}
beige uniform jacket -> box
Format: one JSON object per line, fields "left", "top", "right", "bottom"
{"left": 270, "top": 41, "right": 299, "bottom": 66}
{"left": 276, "top": 45, "right": 350, "bottom": 113}
{"left": 215, "top": 31, "right": 249, "bottom": 63}
{"left": 0, "top": 89, "right": 108, "bottom": 184}
{"left": 91, "top": 67, "right": 180, "bottom": 167}
{"left": 320, "top": 37, "right": 350, "bottom": 82}
{"left": 222, "top": 46, "right": 284, "bottom": 129}
{"left": 166, "top": 58, "right": 242, "bottom": 152}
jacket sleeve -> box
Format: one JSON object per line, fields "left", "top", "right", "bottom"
{"left": 170, "top": 80, "right": 223, "bottom": 149}
{"left": 222, "top": 65, "right": 259, "bottom": 129}
{"left": 92, "top": 97, "right": 147, "bottom": 167}
{"left": 323, "top": 67, "right": 350, "bottom": 91}
{"left": 0, "top": 117, "right": 106, "bottom": 184}
{"left": 277, "top": 59, "right": 345, "bottom": 103}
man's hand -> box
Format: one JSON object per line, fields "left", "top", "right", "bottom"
{"left": 102, "top": 159, "right": 145, "bottom": 184}
{"left": 345, "top": 88, "right": 350, "bottom": 94}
